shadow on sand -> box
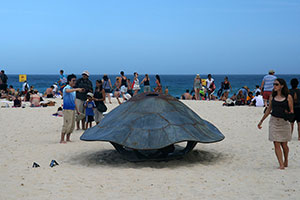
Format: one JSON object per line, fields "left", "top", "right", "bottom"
{"left": 68, "top": 148, "right": 227, "bottom": 169}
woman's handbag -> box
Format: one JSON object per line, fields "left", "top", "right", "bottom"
{"left": 97, "top": 102, "right": 107, "bottom": 113}
{"left": 284, "top": 110, "right": 295, "bottom": 123}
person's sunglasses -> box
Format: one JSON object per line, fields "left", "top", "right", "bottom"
{"left": 273, "top": 83, "right": 279, "bottom": 86}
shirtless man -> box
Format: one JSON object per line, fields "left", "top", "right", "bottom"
{"left": 181, "top": 89, "right": 193, "bottom": 100}
{"left": 45, "top": 86, "right": 55, "bottom": 98}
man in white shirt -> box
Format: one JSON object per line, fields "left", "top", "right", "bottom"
{"left": 251, "top": 92, "right": 264, "bottom": 107}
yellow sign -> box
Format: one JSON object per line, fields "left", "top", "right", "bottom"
{"left": 201, "top": 79, "right": 206, "bottom": 86}
{"left": 19, "top": 74, "right": 27, "bottom": 82}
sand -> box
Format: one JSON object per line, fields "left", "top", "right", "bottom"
{"left": 1, "top": 98, "right": 300, "bottom": 200}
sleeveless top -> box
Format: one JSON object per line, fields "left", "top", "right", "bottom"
{"left": 289, "top": 88, "right": 300, "bottom": 108}
{"left": 144, "top": 78, "right": 150, "bottom": 86}
{"left": 223, "top": 82, "right": 230, "bottom": 90}
{"left": 103, "top": 80, "right": 110, "bottom": 90}
{"left": 194, "top": 79, "right": 201, "bottom": 87}
{"left": 94, "top": 88, "right": 105, "bottom": 107}
{"left": 121, "top": 77, "right": 127, "bottom": 87}
{"left": 133, "top": 79, "right": 140, "bottom": 88}
{"left": 271, "top": 98, "right": 289, "bottom": 118}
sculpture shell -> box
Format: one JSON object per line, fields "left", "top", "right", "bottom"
{"left": 80, "top": 93, "right": 224, "bottom": 152}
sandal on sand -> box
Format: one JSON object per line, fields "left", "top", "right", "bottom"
{"left": 32, "top": 162, "right": 40, "bottom": 168}
{"left": 49, "top": 160, "right": 59, "bottom": 167}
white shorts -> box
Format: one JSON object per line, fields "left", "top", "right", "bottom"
{"left": 120, "top": 86, "right": 127, "bottom": 93}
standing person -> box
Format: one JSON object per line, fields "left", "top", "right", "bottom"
{"left": 165, "top": 86, "right": 169, "bottom": 95}
{"left": 258, "top": 78, "right": 294, "bottom": 170}
{"left": 75, "top": 70, "right": 93, "bottom": 130}
{"left": 289, "top": 78, "right": 300, "bottom": 140}
{"left": 102, "top": 74, "right": 112, "bottom": 104}
{"left": 93, "top": 80, "right": 106, "bottom": 124}
{"left": 193, "top": 74, "right": 202, "bottom": 100}
{"left": 22, "top": 81, "right": 29, "bottom": 93}
{"left": 119, "top": 71, "right": 128, "bottom": 101}
{"left": 206, "top": 74, "right": 215, "bottom": 100}
{"left": 260, "top": 70, "right": 277, "bottom": 107}
{"left": 132, "top": 72, "right": 140, "bottom": 96}
{"left": 113, "top": 77, "right": 122, "bottom": 105}
{"left": 154, "top": 74, "right": 162, "bottom": 93}
{"left": 127, "top": 79, "right": 133, "bottom": 96}
{"left": 140, "top": 74, "right": 151, "bottom": 92}
{"left": 84, "top": 93, "right": 96, "bottom": 129}
{"left": 0, "top": 70, "right": 8, "bottom": 91}
{"left": 222, "top": 76, "right": 232, "bottom": 100}
{"left": 60, "top": 74, "right": 84, "bottom": 143}
{"left": 58, "top": 70, "right": 67, "bottom": 96}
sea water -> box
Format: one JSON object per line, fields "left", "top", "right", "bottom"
{"left": 5, "top": 74, "right": 300, "bottom": 98}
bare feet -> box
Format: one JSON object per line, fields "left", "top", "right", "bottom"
{"left": 298, "top": 137, "right": 300, "bottom": 141}
{"left": 278, "top": 165, "right": 284, "bottom": 170}
{"left": 60, "top": 141, "right": 66, "bottom": 144}
{"left": 284, "top": 161, "right": 288, "bottom": 167}
{"left": 66, "top": 140, "right": 72, "bottom": 142}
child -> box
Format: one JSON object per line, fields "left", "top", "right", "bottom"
{"left": 84, "top": 93, "right": 96, "bottom": 129}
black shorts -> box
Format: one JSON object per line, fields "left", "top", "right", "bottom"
{"left": 86, "top": 115, "right": 94, "bottom": 123}
{"left": 293, "top": 107, "right": 300, "bottom": 123}
{"left": 104, "top": 89, "right": 111, "bottom": 93}
{"left": 47, "top": 94, "right": 54, "bottom": 98}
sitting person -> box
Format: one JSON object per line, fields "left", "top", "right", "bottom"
{"left": 8, "top": 85, "right": 16, "bottom": 96}
{"left": 181, "top": 89, "right": 193, "bottom": 100}
{"left": 24, "top": 90, "right": 32, "bottom": 101}
{"left": 45, "top": 86, "right": 55, "bottom": 98}
{"left": 30, "top": 90, "right": 41, "bottom": 107}
{"left": 235, "top": 90, "right": 245, "bottom": 105}
{"left": 250, "top": 91, "right": 264, "bottom": 107}
{"left": 230, "top": 93, "right": 237, "bottom": 101}
{"left": 246, "top": 92, "right": 254, "bottom": 105}
{"left": 13, "top": 94, "right": 22, "bottom": 107}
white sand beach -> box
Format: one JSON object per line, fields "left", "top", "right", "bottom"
{"left": 1, "top": 98, "right": 300, "bottom": 200}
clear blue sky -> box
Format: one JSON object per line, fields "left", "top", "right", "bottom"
{"left": 1, "top": 0, "right": 299, "bottom": 74}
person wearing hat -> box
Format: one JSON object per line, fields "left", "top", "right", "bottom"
{"left": 75, "top": 70, "right": 93, "bottom": 130}
{"left": 84, "top": 92, "right": 96, "bottom": 129}
{"left": 260, "top": 70, "right": 277, "bottom": 107}
{"left": 194, "top": 74, "right": 202, "bottom": 100}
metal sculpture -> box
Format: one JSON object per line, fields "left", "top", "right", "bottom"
{"left": 80, "top": 92, "right": 224, "bottom": 161}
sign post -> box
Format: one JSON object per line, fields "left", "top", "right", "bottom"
{"left": 19, "top": 74, "right": 27, "bottom": 82}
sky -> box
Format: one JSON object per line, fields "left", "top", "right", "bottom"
{"left": 0, "top": 0, "right": 300, "bottom": 75}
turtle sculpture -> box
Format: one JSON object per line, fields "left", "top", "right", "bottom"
{"left": 80, "top": 92, "right": 225, "bottom": 161}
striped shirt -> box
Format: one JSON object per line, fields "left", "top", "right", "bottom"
{"left": 263, "top": 75, "right": 277, "bottom": 91}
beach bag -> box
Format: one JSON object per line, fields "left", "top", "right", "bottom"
{"left": 97, "top": 102, "right": 107, "bottom": 112}
{"left": 283, "top": 111, "right": 295, "bottom": 122}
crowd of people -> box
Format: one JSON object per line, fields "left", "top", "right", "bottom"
{"left": 1, "top": 69, "right": 299, "bottom": 162}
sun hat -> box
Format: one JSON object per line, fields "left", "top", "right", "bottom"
{"left": 87, "top": 92, "right": 93, "bottom": 97}
{"left": 82, "top": 70, "right": 90, "bottom": 77}
{"left": 269, "top": 70, "right": 275, "bottom": 74}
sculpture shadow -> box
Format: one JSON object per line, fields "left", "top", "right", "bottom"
{"left": 68, "top": 148, "right": 227, "bottom": 169}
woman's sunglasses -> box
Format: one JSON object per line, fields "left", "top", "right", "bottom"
{"left": 273, "top": 83, "right": 279, "bottom": 86}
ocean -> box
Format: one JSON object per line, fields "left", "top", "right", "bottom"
{"left": 5, "top": 74, "right": 300, "bottom": 98}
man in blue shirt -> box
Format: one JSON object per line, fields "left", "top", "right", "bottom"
{"left": 60, "top": 74, "right": 84, "bottom": 143}
{"left": 260, "top": 70, "right": 277, "bottom": 107}
{"left": 58, "top": 70, "right": 67, "bottom": 96}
